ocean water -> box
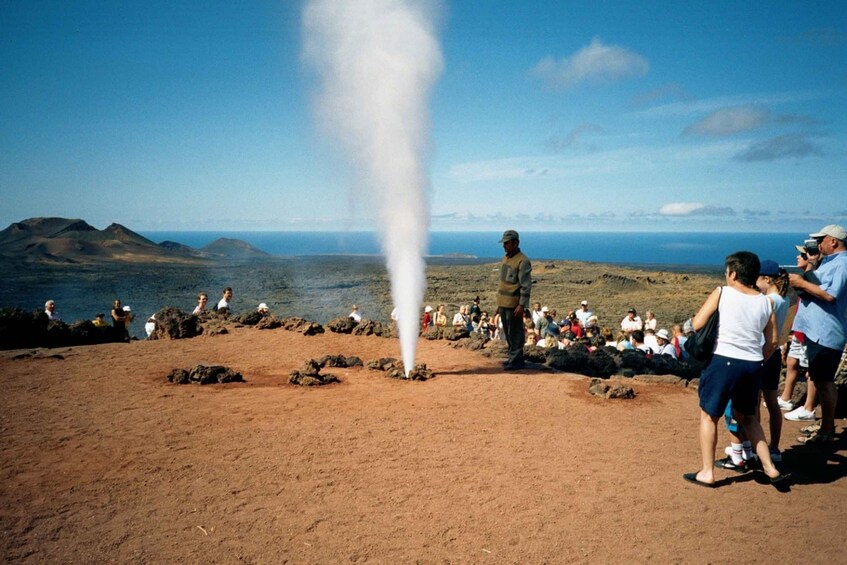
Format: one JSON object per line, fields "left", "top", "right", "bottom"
{"left": 141, "top": 231, "right": 805, "bottom": 269}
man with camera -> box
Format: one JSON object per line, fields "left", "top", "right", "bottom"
{"left": 788, "top": 224, "right": 847, "bottom": 444}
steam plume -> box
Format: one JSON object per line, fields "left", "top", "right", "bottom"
{"left": 302, "top": 0, "right": 443, "bottom": 374}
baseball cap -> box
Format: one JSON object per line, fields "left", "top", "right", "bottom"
{"left": 759, "top": 260, "right": 780, "bottom": 277}
{"left": 581, "top": 300, "right": 588, "bottom": 305}
{"left": 499, "top": 230, "right": 519, "bottom": 243}
{"left": 541, "top": 306, "right": 549, "bottom": 313}
{"left": 810, "top": 224, "right": 847, "bottom": 240}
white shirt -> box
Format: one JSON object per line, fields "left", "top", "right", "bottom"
{"left": 621, "top": 316, "right": 643, "bottom": 332}
{"left": 349, "top": 311, "right": 362, "bottom": 322}
{"left": 714, "top": 286, "right": 772, "bottom": 361}
{"left": 217, "top": 299, "right": 229, "bottom": 310}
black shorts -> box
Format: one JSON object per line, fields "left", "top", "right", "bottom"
{"left": 806, "top": 340, "right": 843, "bottom": 384}
{"left": 759, "top": 350, "right": 781, "bottom": 392}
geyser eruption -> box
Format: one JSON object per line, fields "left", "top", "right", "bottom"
{"left": 302, "top": 0, "right": 443, "bottom": 374}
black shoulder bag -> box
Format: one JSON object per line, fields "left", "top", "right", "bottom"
{"left": 684, "top": 287, "right": 722, "bottom": 363}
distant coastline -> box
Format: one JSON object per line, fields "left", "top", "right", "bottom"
{"left": 140, "top": 230, "right": 803, "bottom": 269}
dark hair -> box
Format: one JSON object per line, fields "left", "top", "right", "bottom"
{"left": 223, "top": 287, "right": 233, "bottom": 293}
{"left": 726, "top": 251, "right": 761, "bottom": 287}
{"left": 630, "top": 329, "right": 645, "bottom": 343}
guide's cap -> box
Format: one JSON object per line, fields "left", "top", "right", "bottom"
{"left": 759, "top": 260, "right": 780, "bottom": 277}
{"left": 810, "top": 224, "right": 847, "bottom": 241}
{"left": 627, "top": 308, "right": 636, "bottom": 314}
{"left": 499, "top": 230, "right": 519, "bottom": 243}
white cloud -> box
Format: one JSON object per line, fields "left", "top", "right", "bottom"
{"left": 531, "top": 37, "right": 649, "bottom": 90}
{"left": 659, "top": 203, "right": 736, "bottom": 217}
{"left": 683, "top": 106, "right": 770, "bottom": 136}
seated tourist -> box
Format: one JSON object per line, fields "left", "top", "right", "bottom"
{"left": 621, "top": 308, "right": 643, "bottom": 333}
{"left": 644, "top": 328, "right": 659, "bottom": 353}
{"left": 217, "top": 287, "right": 233, "bottom": 312}
{"left": 644, "top": 310, "right": 658, "bottom": 331}
{"left": 655, "top": 328, "right": 677, "bottom": 358}
{"left": 257, "top": 303, "right": 270, "bottom": 316}
{"left": 193, "top": 293, "right": 208, "bottom": 315}
{"left": 629, "top": 330, "right": 652, "bottom": 354}
{"left": 349, "top": 304, "right": 362, "bottom": 322}
{"left": 44, "top": 299, "right": 61, "bottom": 321}
{"left": 145, "top": 315, "right": 156, "bottom": 337}
{"left": 434, "top": 304, "right": 447, "bottom": 327}
{"left": 92, "top": 313, "right": 109, "bottom": 327}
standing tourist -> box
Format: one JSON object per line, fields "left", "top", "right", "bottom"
{"left": 788, "top": 225, "right": 847, "bottom": 444}
{"left": 497, "top": 230, "right": 532, "bottom": 371}
{"left": 683, "top": 252, "right": 787, "bottom": 487}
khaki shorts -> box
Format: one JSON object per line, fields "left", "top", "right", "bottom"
{"left": 787, "top": 335, "right": 808, "bottom": 368}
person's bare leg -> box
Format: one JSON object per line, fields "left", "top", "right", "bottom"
{"left": 697, "top": 410, "right": 718, "bottom": 484}
{"left": 803, "top": 380, "right": 818, "bottom": 412}
{"left": 763, "top": 389, "right": 782, "bottom": 449}
{"left": 780, "top": 356, "right": 800, "bottom": 403}
{"left": 737, "top": 413, "right": 782, "bottom": 479}
{"left": 818, "top": 381, "right": 837, "bottom": 435}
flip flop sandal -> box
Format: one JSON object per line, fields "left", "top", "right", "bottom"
{"left": 797, "top": 432, "right": 835, "bottom": 444}
{"left": 683, "top": 472, "right": 715, "bottom": 488}
{"left": 714, "top": 456, "right": 748, "bottom": 473}
{"left": 799, "top": 423, "right": 821, "bottom": 436}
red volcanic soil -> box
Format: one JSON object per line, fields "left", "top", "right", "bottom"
{"left": 1, "top": 328, "right": 845, "bottom": 562}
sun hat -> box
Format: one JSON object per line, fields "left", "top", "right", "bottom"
{"left": 541, "top": 306, "right": 549, "bottom": 313}
{"left": 499, "top": 229, "right": 519, "bottom": 243}
{"left": 257, "top": 302, "right": 269, "bottom": 311}
{"left": 656, "top": 328, "right": 671, "bottom": 341}
{"left": 759, "top": 260, "right": 780, "bottom": 277}
{"left": 424, "top": 305, "right": 433, "bottom": 313}
{"left": 810, "top": 224, "right": 847, "bottom": 240}
{"left": 123, "top": 305, "right": 131, "bottom": 312}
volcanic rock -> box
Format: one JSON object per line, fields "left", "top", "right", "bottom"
{"left": 167, "top": 365, "right": 244, "bottom": 385}
{"left": 327, "top": 317, "right": 357, "bottom": 334}
{"left": 588, "top": 378, "right": 635, "bottom": 399}
{"left": 149, "top": 307, "right": 203, "bottom": 340}
{"left": 289, "top": 359, "right": 339, "bottom": 386}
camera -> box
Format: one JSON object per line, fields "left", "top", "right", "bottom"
{"left": 803, "top": 239, "right": 820, "bottom": 254}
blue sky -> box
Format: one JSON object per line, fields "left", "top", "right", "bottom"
{"left": 1, "top": 1, "right": 845, "bottom": 233}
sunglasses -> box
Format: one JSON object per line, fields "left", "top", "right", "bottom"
{"left": 800, "top": 252, "right": 808, "bottom": 260}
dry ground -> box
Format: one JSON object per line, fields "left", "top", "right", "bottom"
{"left": 1, "top": 328, "right": 845, "bottom": 563}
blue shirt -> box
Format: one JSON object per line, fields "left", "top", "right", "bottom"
{"left": 767, "top": 292, "right": 790, "bottom": 335}
{"left": 794, "top": 250, "right": 847, "bottom": 350}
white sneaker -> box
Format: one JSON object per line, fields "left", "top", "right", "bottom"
{"left": 784, "top": 406, "right": 817, "bottom": 421}
{"left": 777, "top": 397, "right": 794, "bottom": 411}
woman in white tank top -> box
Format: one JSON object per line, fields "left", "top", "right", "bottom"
{"left": 683, "top": 252, "right": 788, "bottom": 488}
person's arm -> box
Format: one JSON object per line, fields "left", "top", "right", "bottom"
{"left": 788, "top": 274, "right": 836, "bottom": 302}
{"left": 516, "top": 257, "right": 532, "bottom": 316}
{"left": 762, "top": 311, "right": 778, "bottom": 361}
{"left": 691, "top": 287, "right": 721, "bottom": 331}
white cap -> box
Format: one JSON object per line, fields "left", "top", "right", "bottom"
{"left": 541, "top": 306, "right": 549, "bottom": 313}
{"left": 257, "top": 302, "right": 269, "bottom": 311}
{"left": 656, "top": 328, "right": 671, "bottom": 341}
{"left": 581, "top": 300, "right": 588, "bottom": 306}
{"left": 425, "top": 305, "right": 433, "bottom": 312}
{"left": 123, "top": 306, "right": 131, "bottom": 312}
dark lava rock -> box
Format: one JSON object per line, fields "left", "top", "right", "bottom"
{"left": 289, "top": 359, "right": 339, "bottom": 386}
{"left": 443, "top": 327, "right": 470, "bottom": 341}
{"left": 166, "top": 364, "right": 244, "bottom": 385}
{"left": 588, "top": 378, "right": 635, "bottom": 399}
{"left": 233, "top": 311, "right": 264, "bottom": 326}
{"left": 281, "top": 317, "right": 324, "bottom": 335}
{"left": 587, "top": 347, "right": 618, "bottom": 378}
{"left": 352, "top": 319, "right": 389, "bottom": 337}
{"left": 389, "top": 363, "right": 434, "bottom": 381}
{"left": 0, "top": 308, "right": 125, "bottom": 349}
{"left": 620, "top": 350, "right": 649, "bottom": 373}
{"left": 524, "top": 345, "right": 547, "bottom": 364}
{"left": 318, "top": 354, "right": 363, "bottom": 368}
{"left": 647, "top": 355, "right": 699, "bottom": 380}
{"left": 255, "top": 316, "right": 283, "bottom": 330}
{"left": 166, "top": 368, "right": 190, "bottom": 384}
{"left": 367, "top": 357, "right": 398, "bottom": 371}
{"left": 633, "top": 374, "right": 683, "bottom": 386}
{"left": 149, "top": 307, "right": 203, "bottom": 340}
{"left": 327, "top": 317, "right": 357, "bottom": 334}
